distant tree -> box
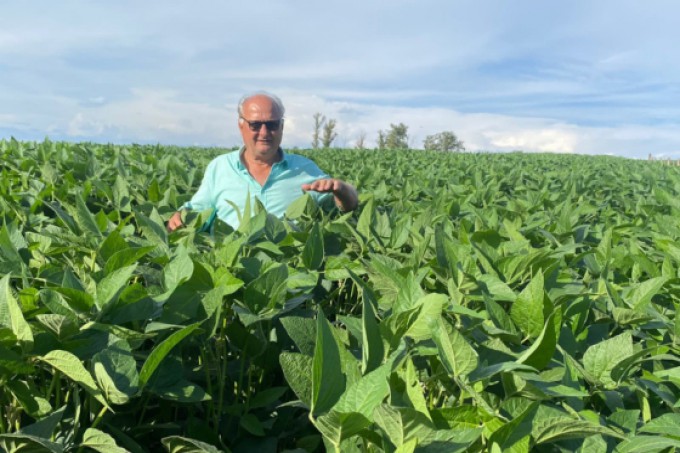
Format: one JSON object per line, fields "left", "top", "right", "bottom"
{"left": 423, "top": 131, "right": 465, "bottom": 152}
{"left": 385, "top": 123, "right": 409, "bottom": 149}
{"left": 312, "top": 113, "right": 325, "bottom": 149}
{"left": 355, "top": 131, "right": 367, "bottom": 149}
{"left": 377, "top": 130, "right": 386, "bottom": 150}
{"left": 321, "top": 118, "right": 338, "bottom": 148}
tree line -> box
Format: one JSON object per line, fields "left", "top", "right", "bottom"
{"left": 310, "top": 113, "right": 465, "bottom": 152}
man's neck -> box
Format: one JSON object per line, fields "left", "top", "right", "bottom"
{"left": 241, "top": 147, "right": 283, "bottom": 168}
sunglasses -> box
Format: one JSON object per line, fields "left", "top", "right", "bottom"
{"left": 240, "top": 117, "right": 283, "bottom": 132}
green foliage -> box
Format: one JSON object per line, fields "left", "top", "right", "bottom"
{"left": 2, "top": 139, "right": 680, "bottom": 451}
{"left": 423, "top": 131, "right": 465, "bottom": 152}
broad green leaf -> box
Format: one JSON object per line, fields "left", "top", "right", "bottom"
{"left": 615, "top": 436, "right": 680, "bottom": 453}
{"left": 80, "top": 428, "right": 128, "bottom": 453}
{"left": 20, "top": 406, "right": 66, "bottom": 439}
{"left": 517, "top": 312, "right": 558, "bottom": 370}
{"left": 0, "top": 433, "right": 64, "bottom": 453}
{"left": 280, "top": 316, "right": 317, "bottom": 356}
{"left": 0, "top": 344, "right": 35, "bottom": 374}
{"left": 478, "top": 274, "right": 517, "bottom": 302}
{"left": 356, "top": 195, "right": 375, "bottom": 238}
{"left": 351, "top": 267, "right": 384, "bottom": 375}
{"left": 628, "top": 276, "right": 669, "bottom": 311}
{"left": 315, "top": 410, "right": 370, "bottom": 450}
{"left": 138, "top": 322, "right": 201, "bottom": 388}
{"left": 96, "top": 264, "right": 137, "bottom": 310}
{"left": 1, "top": 274, "right": 33, "bottom": 350}
{"left": 75, "top": 192, "right": 103, "bottom": 238}
{"left": 280, "top": 352, "right": 313, "bottom": 406}
{"left": 431, "top": 318, "right": 478, "bottom": 377}
{"left": 534, "top": 417, "right": 624, "bottom": 444}
{"left": 333, "top": 353, "right": 397, "bottom": 417}
{"left": 404, "top": 293, "right": 447, "bottom": 341}
{"left": 488, "top": 401, "right": 537, "bottom": 452}
{"left": 639, "top": 413, "right": 680, "bottom": 438}
{"left": 311, "top": 308, "right": 346, "bottom": 417}
{"left": 240, "top": 413, "right": 265, "bottom": 436}
{"left": 510, "top": 271, "right": 545, "bottom": 339}
{"left": 0, "top": 224, "right": 25, "bottom": 274}
{"left": 92, "top": 340, "right": 139, "bottom": 405}
{"left": 161, "top": 436, "right": 223, "bottom": 453}
{"left": 7, "top": 380, "right": 52, "bottom": 417}
{"left": 583, "top": 332, "right": 634, "bottom": 387}
{"left": 302, "top": 222, "right": 324, "bottom": 270}
{"left": 164, "top": 246, "right": 194, "bottom": 292}
{"left": 38, "top": 350, "right": 109, "bottom": 409}
{"left": 104, "top": 246, "right": 155, "bottom": 275}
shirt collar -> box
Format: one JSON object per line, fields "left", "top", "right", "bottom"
{"left": 237, "top": 146, "right": 289, "bottom": 170}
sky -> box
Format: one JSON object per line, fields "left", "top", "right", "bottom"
{"left": 1, "top": 1, "right": 679, "bottom": 159}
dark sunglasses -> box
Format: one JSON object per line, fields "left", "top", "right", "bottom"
{"left": 240, "top": 117, "right": 283, "bottom": 132}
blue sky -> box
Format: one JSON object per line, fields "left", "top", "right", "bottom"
{"left": 1, "top": 0, "right": 679, "bottom": 158}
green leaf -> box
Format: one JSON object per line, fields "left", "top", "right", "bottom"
{"left": 639, "top": 413, "right": 680, "bottom": 438}
{"left": 0, "top": 224, "right": 25, "bottom": 274}
{"left": 164, "top": 246, "right": 194, "bottom": 292}
{"left": 347, "top": 268, "right": 385, "bottom": 375}
{"left": 280, "top": 316, "right": 317, "bottom": 356}
{"left": 92, "top": 340, "right": 140, "bottom": 405}
{"left": 333, "top": 352, "right": 398, "bottom": 417}
{"left": 6, "top": 380, "right": 52, "bottom": 417}
{"left": 0, "top": 433, "right": 64, "bottom": 453}
{"left": 240, "top": 413, "right": 265, "bottom": 436}
{"left": 431, "top": 318, "right": 478, "bottom": 377}
{"left": 96, "top": 264, "right": 137, "bottom": 310}
{"left": 583, "top": 332, "right": 634, "bottom": 387}
{"left": 1, "top": 274, "right": 33, "bottom": 350}
{"left": 280, "top": 352, "right": 313, "bottom": 406}
{"left": 302, "top": 222, "right": 324, "bottom": 270}
{"left": 161, "top": 435, "right": 223, "bottom": 453}
{"left": 534, "top": 417, "right": 623, "bottom": 444}
{"left": 138, "top": 322, "right": 201, "bottom": 388}
{"left": 489, "top": 401, "right": 537, "bottom": 452}
{"left": 315, "top": 410, "right": 371, "bottom": 449}
{"left": 517, "top": 312, "right": 558, "bottom": 370}
{"left": 628, "top": 276, "right": 669, "bottom": 311}
{"left": 311, "top": 308, "right": 346, "bottom": 417}
{"left": 75, "top": 192, "right": 103, "bottom": 238}
{"left": 38, "top": 350, "right": 109, "bottom": 409}
{"left": 510, "top": 271, "right": 545, "bottom": 338}
{"left": 404, "top": 293, "right": 448, "bottom": 341}
{"left": 478, "top": 274, "right": 517, "bottom": 302}
{"left": 80, "top": 428, "right": 129, "bottom": 453}
{"left": 104, "top": 246, "right": 155, "bottom": 275}
{"left": 615, "top": 436, "right": 680, "bottom": 453}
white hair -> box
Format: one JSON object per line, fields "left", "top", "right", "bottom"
{"left": 237, "top": 91, "right": 285, "bottom": 117}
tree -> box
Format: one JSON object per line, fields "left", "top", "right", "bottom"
{"left": 423, "top": 131, "right": 465, "bottom": 152}
{"left": 377, "top": 130, "right": 386, "bottom": 150}
{"left": 355, "top": 131, "right": 367, "bottom": 149}
{"left": 385, "top": 123, "right": 409, "bottom": 149}
{"left": 322, "top": 118, "right": 338, "bottom": 148}
{"left": 312, "top": 113, "right": 325, "bottom": 149}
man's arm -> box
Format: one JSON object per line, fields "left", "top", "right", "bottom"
{"left": 301, "top": 179, "right": 359, "bottom": 212}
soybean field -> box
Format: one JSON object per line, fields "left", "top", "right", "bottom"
{"left": 2, "top": 138, "right": 680, "bottom": 452}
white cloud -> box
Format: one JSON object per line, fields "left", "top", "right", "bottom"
{"left": 1, "top": 1, "right": 680, "bottom": 158}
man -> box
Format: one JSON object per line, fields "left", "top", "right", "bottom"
{"left": 167, "top": 92, "right": 358, "bottom": 231}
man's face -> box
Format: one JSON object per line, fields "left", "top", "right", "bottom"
{"left": 239, "top": 95, "right": 284, "bottom": 159}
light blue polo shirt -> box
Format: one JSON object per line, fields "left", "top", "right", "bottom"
{"left": 183, "top": 148, "right": 333, "bottom": 228}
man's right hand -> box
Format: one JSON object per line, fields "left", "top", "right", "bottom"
{"left": 167, "top": 211, "right": 184, "bottom": 232}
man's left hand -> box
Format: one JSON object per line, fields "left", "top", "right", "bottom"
{"left": 302, "top": 178, "right": 359, "bottom": 212}
{"left": 301, "top": 178, "right": 343, "bottom": 193}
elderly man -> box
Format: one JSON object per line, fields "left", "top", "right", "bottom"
{"left": 167, "top": 92, "right": 358, "bottom": 231}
